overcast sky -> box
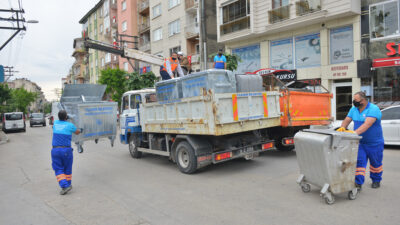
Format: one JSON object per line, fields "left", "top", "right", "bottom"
{"left": 0, "top": 0, "right": 98, "bottom": 101}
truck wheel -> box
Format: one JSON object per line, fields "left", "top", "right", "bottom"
{"left": 129, "top": 135, "right": 142, "bottom": 158}
{"left": 176, "top": 141, "right": 197, "bottom": 174}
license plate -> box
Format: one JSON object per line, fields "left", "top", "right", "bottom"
{"left": 13, "top": 124, "right": 17, "bottom": 128}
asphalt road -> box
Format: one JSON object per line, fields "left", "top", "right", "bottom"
{"left": 1, "top": 125, "right": 399, "bottom": 225}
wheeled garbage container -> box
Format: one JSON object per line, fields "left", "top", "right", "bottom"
{"left": 294, "top": 129, "right": 362, "bottom": 204}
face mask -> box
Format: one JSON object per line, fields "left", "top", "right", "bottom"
{"left": 218, "top": 53, "right": 222, "bottom": 56}
{"left": 353, "top": 100, "right": 362, "bottom": 108}
{"left": 171, "top": 57, "right": 177, "bottom": 60}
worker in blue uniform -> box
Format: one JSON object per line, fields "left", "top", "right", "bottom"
{"left": 51, "top": 110, "right": 81, "bottom": 195}
{"left": 339, "top": 91, "right": 384, "bottom": 189}
{"left": 213, "top": 48, "right": 227, "bottom": 69}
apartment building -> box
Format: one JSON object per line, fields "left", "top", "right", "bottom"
{"left": 79, "top": 0, "right": 119, "bottom": 83}
{"left": 217, "top": 0, "right": 361, "bottom": 120}
{"left": 8, "top": 78, "right": 47, "bottom": 112}
{"left": 70, "top": 38, "right": 87, "bottom": 84}
{"left": 118, "top": 0, "right": 139, "bottom": 73}
{"left": 359, "top": 0, "right": 400, "bottom": 107}
{"left": 149, "top": 0, "right": 221, "bottom": 73}
{"left": 138, "top": 0, "right": 151, "bottom": 73}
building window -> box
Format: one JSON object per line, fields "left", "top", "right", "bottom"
{"left": 100, "top": 24, "right": 103, "bottom": 34}
{"left": 122, "top": 21, "right": 127, "bottom": 32}
{"left": 273, "top": 0, "right": 289, "bottom": 9}
{"left": 370, "top": 0, "right": 400, "bottom": 40}
{"left": 94, "top": 12, "right": 97, "bottom": 20}
{"left": 94, "top": 28, "right": 97, "bottom": 36}
{"left": 104, "top": 0, "right": 109, "bottom": 16}
{"left": 330, "top": 26, "right": 353, "bottom": 64}
{"left": 220, "top": 0, "right": 250, "bottom": 35}
{"left": 122, "top": 0, "right": 127, "bottom": 11}
{"left": 105, "top": 53, "right": 111, "bottom": 63}
{"left": 104, "top": 15, "right": 110, "bottom": 32}
{"left": 153, "top": 27, "right": 163, "bottom": 41}
{"left": 168, "top": 19, "right": 180, "bottom": 36}
{"left": 101, "top": 58, "right": 105, "bottom": 67}
{"left": 168, "top": 0, "right": 180, "bottom": 9}
{"left": 124, "top": 62, "right": 129, "bottom": 71}
{"left": 169, "top": 46, "right": 181, "bottom": 56}
{"left": 152, "top": 4, "right": 162, "bottom": 18}
{"left": 195, "top": 44, "right": 200, "bottom": 54}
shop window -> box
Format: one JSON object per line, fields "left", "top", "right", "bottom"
{"left": 370, "top": 0, "right": 400, "bottom": 40}
{"left": 373, "top": 67, "right": 400, "bottom": 102}
{"left": 220, "top": 0, "right": 250, "bottom": 35}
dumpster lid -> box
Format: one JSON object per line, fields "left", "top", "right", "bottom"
{"left": 61, "top": 84, "right": 106, "bottom": 103}
{"left": 302, "top": 129, "right": 361, "bottom": 149}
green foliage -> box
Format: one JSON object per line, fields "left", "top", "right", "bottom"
{"left": 98, "top": 68, "right": 127, "bottom": 105}
{"left": 9, "top": 88, "right": 38, "bottom": 113}
{"left": 44, "top": 102, "right": 52, "bottom": 114}
{"left": 125, "top": 71, "right": 159, "bottom": 91}
{"left": 209, "top": 52, "right": 241, "bottom": 71}
{"left": 0, "top": 83, "right": 12, "bottom": 105}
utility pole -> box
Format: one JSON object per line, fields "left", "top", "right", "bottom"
{"left": 3, "top": 66, "right": 18, "bottom": 82}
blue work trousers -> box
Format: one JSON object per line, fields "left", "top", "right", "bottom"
{"left": 51, "top": 147, "right": 73, "bottom": 188}
{"left": 355, "top": 142, "right": 384, "bottom": 185}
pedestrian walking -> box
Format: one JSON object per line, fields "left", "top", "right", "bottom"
{"left": 339, "top": 91, "right": 384, "bottom": 190}
{"left": 177, "top": 51, "right": 191, "bottom": 75}
{"left": 213, "top": 48, "right": 227, "bottom": 69}
{"left": 51, "top": 110, "right": 81, "bottom": 195}
{"left": 159, "top": 52, "right": 184, "bottom": 80}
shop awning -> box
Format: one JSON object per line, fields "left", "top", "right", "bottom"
{"left": 372, "top": 57, "right": 400, "bottom": 68}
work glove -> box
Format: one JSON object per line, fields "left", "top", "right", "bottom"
{"left": 344, "top": 130, "right": 356, "bottom": 134}
{"left": 336, "top": 127, "right": 346, "bottom": 132}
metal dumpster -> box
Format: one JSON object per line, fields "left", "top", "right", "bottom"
{"left": 294, "top": 129, "right": 362, "bottom": 204}
{"left": 60, "top": 84, "right": 118, "bottom": 153}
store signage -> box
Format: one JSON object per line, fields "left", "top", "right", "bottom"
{"left": 386, "top": 42, "right": 400, "bottom": 56}
{"left": 373, "top": 57, "right": 400, "bottom": 68}
{"left": 330, "top": 65, "right": 349, "bottom": 77}
{"left": 247, "top": 68, "right": 297, "bottom": 81}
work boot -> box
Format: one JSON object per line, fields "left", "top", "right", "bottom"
{"left": 355, "top": 183, "right": 362, "bottom": 192}
{"left": 60, "top": 185, "right": 72, "bottom": 195}
{"left": 371, "top": 182, "right": 380, "bottom": 189}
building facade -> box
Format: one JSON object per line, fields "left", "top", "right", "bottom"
{"left": 71, "top": 38, "right": 87, "bottom": 84}
{"left": 79, "top": 0, "right": 119, "bottom": 84}
{"left": 360, "top": 0, "right": 400, "bottom": 108}
{"left": 217, "top": 0, "right": 362, "bottom": 120}
{"left": 8, "top": 78, "right": 47, "bottom": 113}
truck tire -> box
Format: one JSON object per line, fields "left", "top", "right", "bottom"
{"left": 129, "top": 135, "right": 142, "bottom": 158}
{"left": 176, "top": 141, "right": 197, "bottom": 174}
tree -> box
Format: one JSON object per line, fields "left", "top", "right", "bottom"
{"left": 10, "top": 88, "right": 38, "bottom": 113}
{"left": 43, "top": 102, "right": 52, "bottom": 114}
{"left": 98, "top": 68, "right": 127, "bottom": 105}
{"left": 0, "top": 83, "right": 13, "bottom": 113}
{"left": 125, "top": 71, "right": 159, "bottom": 91}
{"left": 209, "top": 52, "right": 241, "bottom": 71}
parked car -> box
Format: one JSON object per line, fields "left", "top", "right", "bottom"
{"left": 30, "top": 113, "right": 46, "bottom": 127}
{"left": 2, "top": 112, "right": 26, "bottom": 133}
{"left": 330, "top": 105, "right": 400, "bottom": 146}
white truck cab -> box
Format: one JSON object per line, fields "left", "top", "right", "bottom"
{"left": 120, "top": 89, "right": 156, "bottom": 144}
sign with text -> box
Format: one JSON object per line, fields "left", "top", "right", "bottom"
{"left": 295, "top": 33, "right": 321, "bottom": 68}
{"left": 373, "top": 57, "right": 400, "bottom": 68}
{"left": 247, "top": 68, "right": 297, "bottom": 82}
{"left": 330, "top": 26, "right": 354, "bottom": 64}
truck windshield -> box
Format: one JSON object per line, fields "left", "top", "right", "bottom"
{"left": 6, "top": 114, "right": 23, "bottom": 120}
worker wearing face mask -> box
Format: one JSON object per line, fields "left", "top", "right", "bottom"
{"left": 339, "top": 91, "right": 384, "bottom": 190}
{"left": 213, "top": 48, "right": 227, "bottom": 69}
{"left": 159, "top": 52, "right": 184, "bottom": 80}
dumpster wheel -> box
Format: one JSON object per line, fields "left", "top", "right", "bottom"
{"left": 323, "top": 193, "right": 335, "bottom": 205}
{"left": 301, "top": 183, "right": 311, "bottom": 193}
{"left": 348, "top": 188, "right": 358, "bottom": 200}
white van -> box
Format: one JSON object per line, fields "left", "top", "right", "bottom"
{"left": 2, "top": 112, "right": 26, "bottom": 133}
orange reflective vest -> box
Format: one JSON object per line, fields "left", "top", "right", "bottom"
{"left": 161, "top": 57, "right": 179, "bottom": 72}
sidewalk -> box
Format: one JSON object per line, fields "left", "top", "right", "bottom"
{"left": 0, "top": 131, "right": 8, "bottom": 144}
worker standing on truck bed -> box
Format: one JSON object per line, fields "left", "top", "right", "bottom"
{"left": 339, "top": 91, "right": 384, "bottom": 190}
{"left": 160, "top": 52, "right": 184, "bottom": 80}
{"left": 213, "top": 48, "right": 227, "bottom": 69}
{"left": 51, "top": 110, "right": 81, "bottom": 195}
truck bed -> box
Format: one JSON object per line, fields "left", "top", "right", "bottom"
{"left": 140, "top": 91, "right": 281, "bottom": 136}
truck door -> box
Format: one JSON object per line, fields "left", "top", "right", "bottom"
{"left": 120, "top": 94, "right": 130, "bottom": 132}
{"left": 128, "top": 94, "right": 142, "bottom": 129}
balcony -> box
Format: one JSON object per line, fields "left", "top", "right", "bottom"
{"left": 139, "top": 21, "right": 150, "bottom": 33}
{"left": 296, "top": 0, "right": 321, "bottom": 16}
{"left": 139, "top": 0, "right": 149, "bottom": 15}
{"left": 111, "top": 16, "right": 117, "bottom": 28}
{"left": 185, "top": 0, "right": 198, "bottom": 13}
{"left": 185, "top": 23, "right": 200, "bottom": 39}
{"left": 139, "top": 42, "right": 151, "bottom": 52}
{"left": 269, "top": 5, "right": 290, "bottom": 24}
{"left": 220, "top": 16, "right": 250, "bottom": 35}
{"left": 110, "top": 0, "right": 117, "bottom": 10}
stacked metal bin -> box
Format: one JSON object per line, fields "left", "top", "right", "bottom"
{"left": 235, "top": 74, "right": 264, "bottom": 92}
{"left": 60, "top": 84, "right": 118, "bottom": 153}
{"left": 294, "top": 129, "right": 362, "bottom": 204}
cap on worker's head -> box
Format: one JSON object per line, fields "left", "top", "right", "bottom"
{"left": 58, "top": 110, "right": 68, "bottom": 121}
{"left": 218, "top": 48, "right": 223, "bottom": 52}
{"left": 177, "top": 51, "right": 183, "bottom": 55}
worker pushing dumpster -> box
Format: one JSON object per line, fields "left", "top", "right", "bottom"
{"left": 294, "top": 129, "right": 362, "bottom": 204}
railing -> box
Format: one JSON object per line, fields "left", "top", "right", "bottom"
{"left": 296, "top": 0, "right": 321, "bottom": 16}
{"left": 185, "top": 0, "right": 198, "bottom": 10}
{"left": 220, "top": 16, "right": 250, "bottom": 35}
{"left": 139, "top": 42, "right": 151, "bottom": 52}
{"left": 268, "top": 5, "right": 290, "bottom": 23}
{"left": 139, "top": 21, "right": 150, "bottom": 33}
{"left": 185, "top": 23, "right": 199, "bottom": 38}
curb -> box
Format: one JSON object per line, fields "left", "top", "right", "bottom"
{"left": 0, "top": 131, "right": 9, "bottom": 145}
